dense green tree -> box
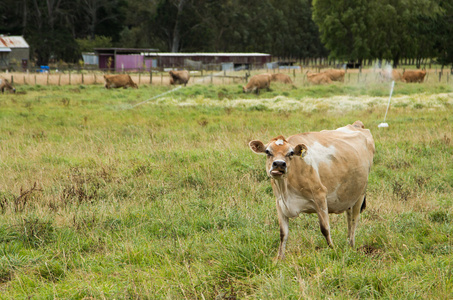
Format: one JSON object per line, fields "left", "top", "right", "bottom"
{"left": 312, "top": 0, "right": 371, "bottom": 64}
{"left": 313, "top": 0, "right": 443, "bottom": 67}
{"left": 430, "top": 1, "right": 453, "bottom": 68}
{"left": 0, "top": 0, "right": 451, "bottom": 67}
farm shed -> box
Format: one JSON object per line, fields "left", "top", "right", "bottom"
{"left": 0, "top": 35, "right": 29, "bottom": 71}
{"left": 94, "top": 48, "right": 159, "bottom": 72}
{"left": 82, "top": 52, "right": 99, "bottom": 65}
{"left": 144, "top": 53, "right": 272, "bottom": 70}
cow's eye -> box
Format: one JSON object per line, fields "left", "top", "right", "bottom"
{"left": 287, "top": 150, "right": 295, "bottom": 157}
{"left": 265, "top": 149, "right": 273, "bottom": 156}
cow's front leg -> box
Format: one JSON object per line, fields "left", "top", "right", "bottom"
{"left": 276, "top": 203, "right": 289, "bottom": 260}
{"left": 314, "top": 194, "right": 333, "bottom": 247}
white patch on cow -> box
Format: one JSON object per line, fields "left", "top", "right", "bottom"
{"left": 275, "top": 139, "right": 284, "bottom": 145}
{"left": 303, "top": 142, "right": 336, "bottom": 175}
{"left": 0, "top": 79, "right": 3, "bottom": 85}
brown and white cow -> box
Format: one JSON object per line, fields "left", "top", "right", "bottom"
{"left": 402, "top": 70, "right": 426, "bottom": 83}
{"left": 249, "top": 121, "right": 375, "bottom": 259}
{"left": 104, "top": 74, "right": 138, "bottom": 89}
{"left": 243, "top": 73, "right": 271, "bottom": 94}
{"left": 306, "top": 71, "right": 332, "bottom": 85}
{"left": 270, "top": 73, "right": 293, "bottom": 84}
{"left": 324, "top": 69, "right": 345, "bottom": 82}
{"left": 169, "top": 70, "right": 190, "bottom": 86}
{"left": 0, "top": 77, "right": 16, "bottom": 93}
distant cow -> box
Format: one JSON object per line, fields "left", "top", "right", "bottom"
{"left": 324, "top": 69, "right": 345, "bottom": 82}
{"left": 243, "top": 74, "right": 271, "bottom": 94}
{"left": 169, "top": 70, "right": 190, "bottom": 86}
{"left": 306, "top": 72, "right": 332, "bottom": 85}
{"left": 249, "top": 120, "right": 375, "bottom": 259}
{"left": 0, "top": 77, "right": 16, "bottom": 93}
{"left": 103, "top": 74, "right": 138, "bottom": 89}
{"left": 379, "top": 69, "right": 403, "bottom": 82}
{"left": 270, "top": 73, "right": 293, "bottom": 84}
{"left": 403, "top": 70, "right": 426, "bottom": 83}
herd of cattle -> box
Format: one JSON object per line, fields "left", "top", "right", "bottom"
{"left": 0, "top": 68, "right": 428, "bottom": 94}
{"left": 0, "top": 67, "right": 433, "bottom": 259}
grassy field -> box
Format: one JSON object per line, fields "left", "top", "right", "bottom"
{"left": 0, "top": 77, "right": 452, "bottom": 299}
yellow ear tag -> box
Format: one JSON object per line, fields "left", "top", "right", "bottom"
{"left": 301, "top": 149, "right": 307, "bottom": 157}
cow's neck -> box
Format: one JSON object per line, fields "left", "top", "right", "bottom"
{"left": 272, "top": 177, "right": 289, "bottom": 200}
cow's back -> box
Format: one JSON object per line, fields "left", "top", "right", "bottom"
{"left": 403, "top": 70, "right": 426, "bottom": 83}
{"left": 325, "top": 69, "right": 345, "bottom": 81}
{"left": 246, "top": 74, "right": 271, "bottom": 90}
{"left": 271, "top": 73, "right": 293, "bottom": 84}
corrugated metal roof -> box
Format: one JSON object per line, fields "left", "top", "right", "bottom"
{"left": 0, "top": 36, "right": 29, "bottom": 48}
{"left": 147, "top": 52, "right": 271, "bottom": 57}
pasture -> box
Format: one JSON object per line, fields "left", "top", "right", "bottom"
{"left": 0, "top": 75, "right": 452, "bottom": 299}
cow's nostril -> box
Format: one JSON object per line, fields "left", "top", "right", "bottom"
{"left": 272, "top": 160, "right": 286, "bottom": 168}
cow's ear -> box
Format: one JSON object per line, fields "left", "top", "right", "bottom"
{"left": 249, "top": 140, "right": 266, "bottom": 154}
{"left": 294, "top": 144, "right": 308, "bottom": 157}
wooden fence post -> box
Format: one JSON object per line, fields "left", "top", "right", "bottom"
{"left": 149, "top": 71, "right": 152, "bottom": 85}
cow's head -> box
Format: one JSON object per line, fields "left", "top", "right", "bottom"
{"left": 1, "top": 79, "right": 16, "bottom": 93}
{"left": 249, "top": 136, "right": 307, "bottom": 179}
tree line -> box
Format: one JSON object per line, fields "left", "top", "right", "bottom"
{"left": 0, "top": 0, "right": 451, "bottom": 68}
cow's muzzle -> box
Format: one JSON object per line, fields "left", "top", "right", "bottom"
{"left": 269, "top": 160, "right": 287, "bottom": 178}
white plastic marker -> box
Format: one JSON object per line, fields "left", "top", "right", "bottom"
{"left": 378, "top": 80, "right": 395, "bottom": 128}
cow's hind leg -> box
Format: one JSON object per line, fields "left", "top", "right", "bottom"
{"left": 346, "top": 195, "right": 366, "bottom": 247}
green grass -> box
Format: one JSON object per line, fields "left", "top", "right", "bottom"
{"left": 0, "top": 81, "right": 451, "bottom": 299}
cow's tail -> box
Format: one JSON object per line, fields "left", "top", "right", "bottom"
{"left": 360, "top": 195, "right": 366, "bottom": 213}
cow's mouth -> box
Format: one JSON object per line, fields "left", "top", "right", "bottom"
{"left": 270, "top": 169, "right": 286, "bottom": 177}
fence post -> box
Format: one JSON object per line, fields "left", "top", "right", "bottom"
{"left": 34, "top": 75, "right": 36, "bottom": 85}
{"left": 82, "top": 73, "right": 84, "bottom": 84}
{"left": 47, "top": 73, "right": 49, "bottom": 85}
{"left": 59, "top": 74, "right": 61, "bottom": 86}
{"left": 69, "top": 71, "right": 71, "bottom": 85}
{"left": 10, "top": 75, "right": 13, "bottom": 84}
{"left": 149, "top": 71, "right": 152, "bottom": 85}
